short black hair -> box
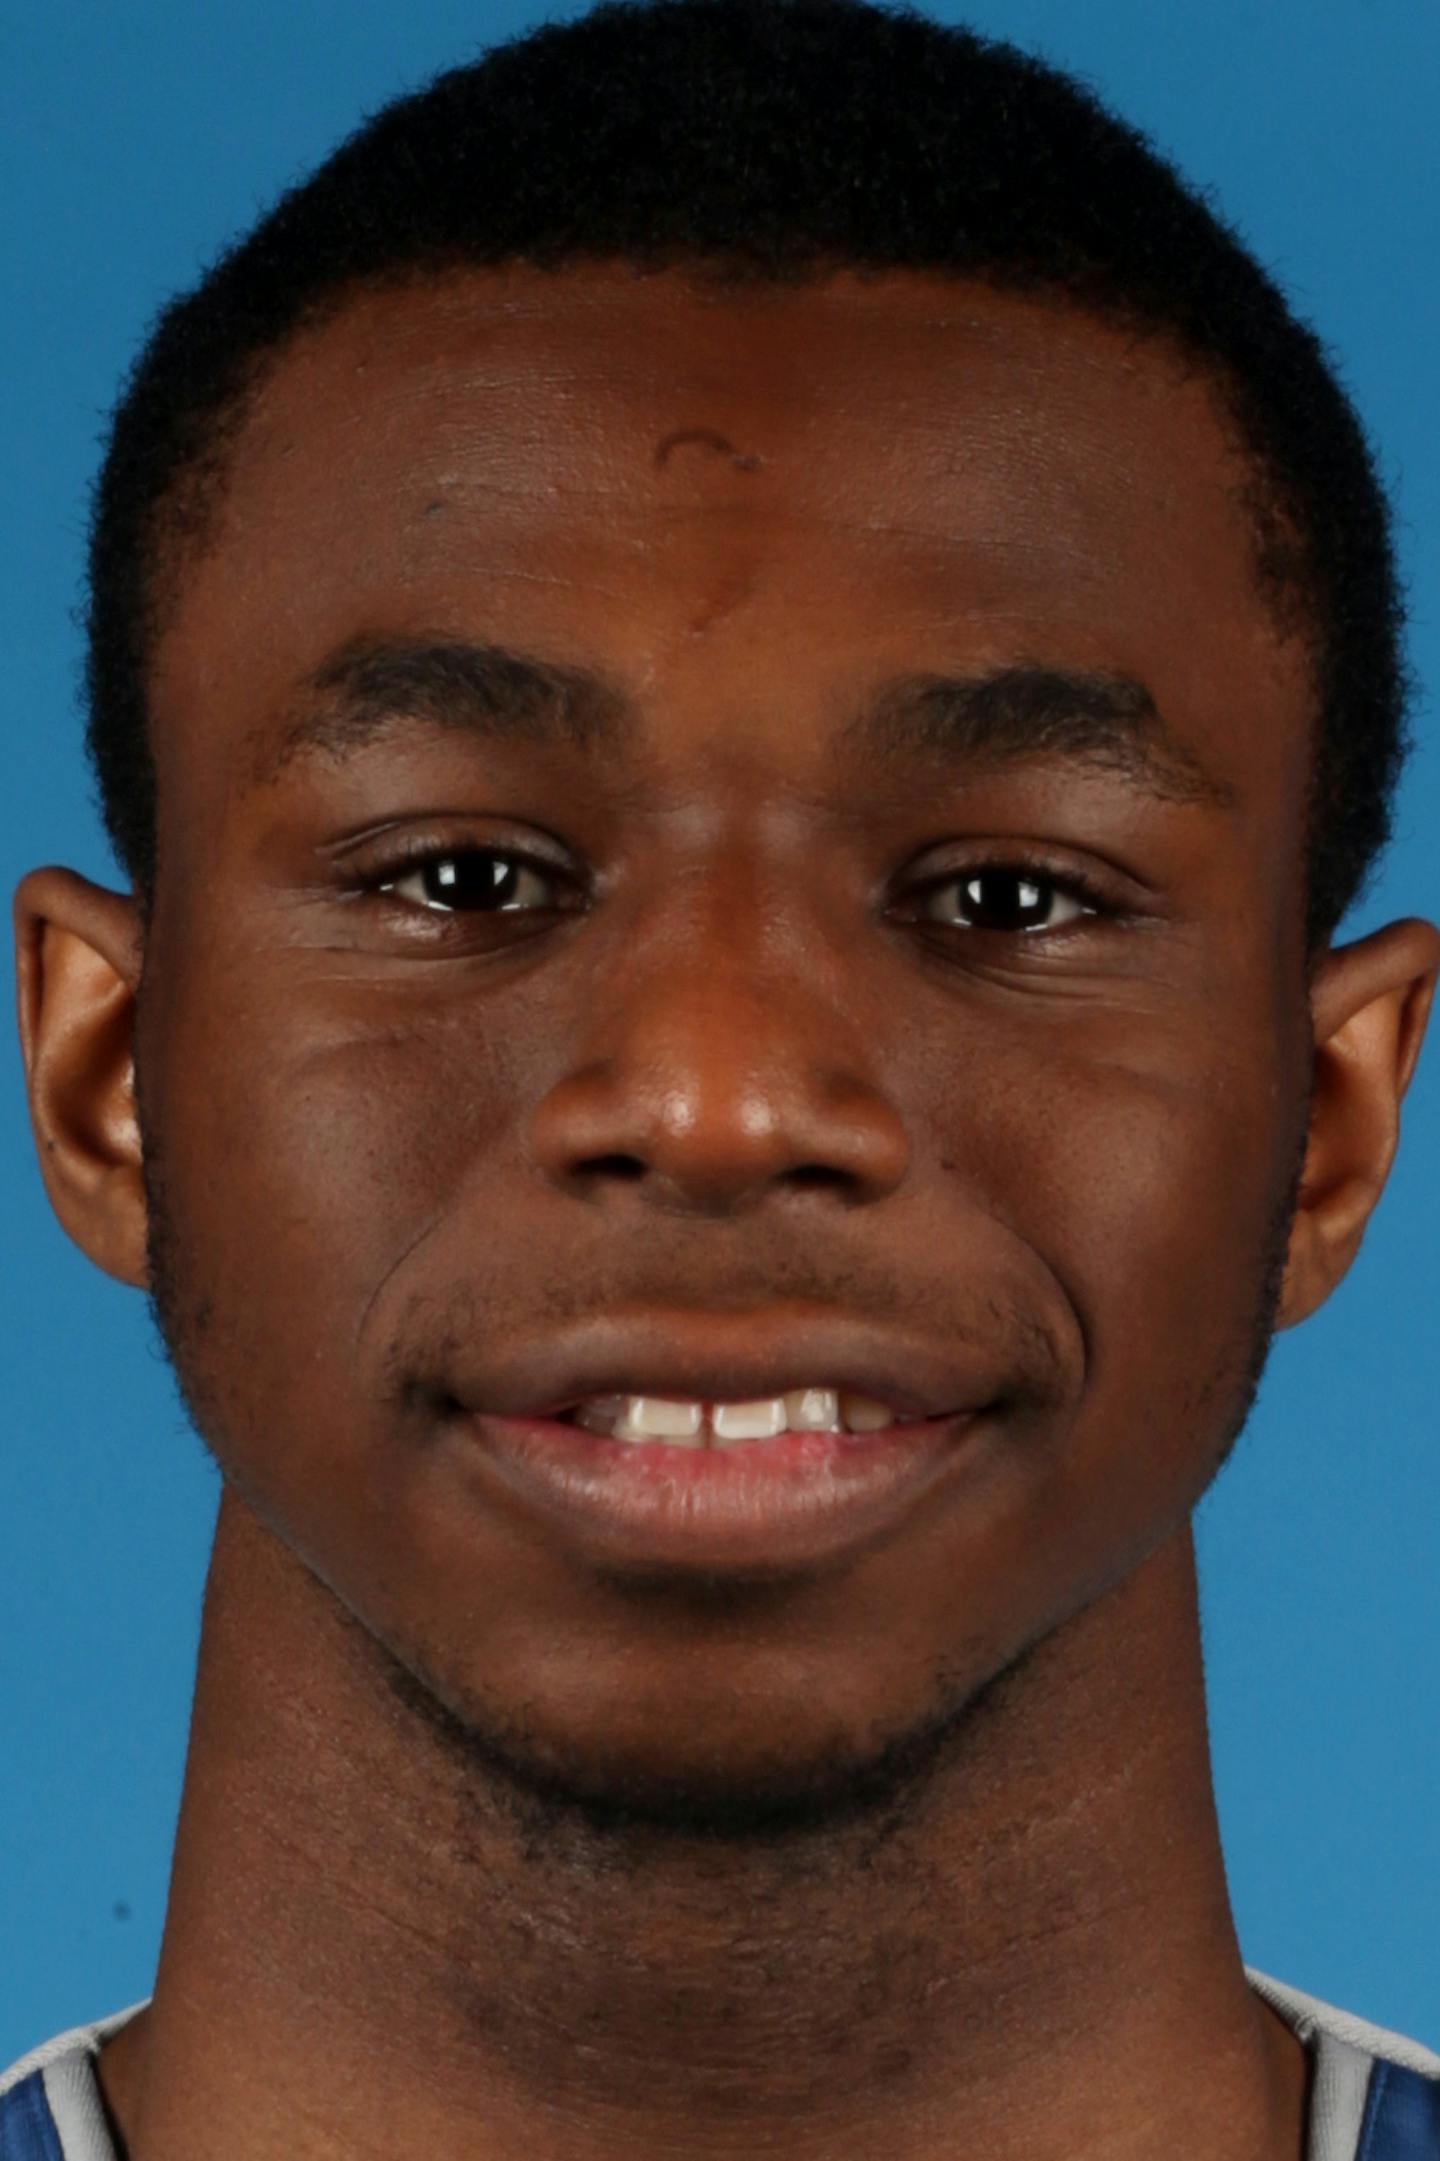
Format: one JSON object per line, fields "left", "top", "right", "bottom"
{"left": 87, "top": 0, "right": 1411, "bottom": 961}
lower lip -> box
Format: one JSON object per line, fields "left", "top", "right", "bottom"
{"left": 450, "top": 1408, "right": 984, "bottom": 1572}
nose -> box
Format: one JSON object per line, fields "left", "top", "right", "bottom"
{"left": 525, "top": 900, "right": 911, "bottom": 1218}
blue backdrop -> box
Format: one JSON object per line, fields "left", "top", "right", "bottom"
{"left": 3, "top": 0, "right": 1437, "bottom": 2064}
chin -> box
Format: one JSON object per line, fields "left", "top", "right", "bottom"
{"left": 380, "top": 1632, "right": 989, "bottom": 1847}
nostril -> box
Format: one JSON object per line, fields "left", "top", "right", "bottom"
{"left": 582, "top": 1154, "right": 647, "bottom": 1180}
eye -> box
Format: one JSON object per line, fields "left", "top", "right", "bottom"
{"left": 912, "top": 863, "right": 1105, "bottom": 935}
{"left": 378, "top": 846, "right": 564, "bottom": 914}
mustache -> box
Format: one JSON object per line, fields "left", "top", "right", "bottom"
{"left": 376, "top": 1242, "right": 1071, "bottom": 1410}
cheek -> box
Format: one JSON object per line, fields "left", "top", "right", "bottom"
{"left": 962, "top": 1025, "right": 1293, "bottom": 1494}
{"left": 145, "top": 980, "right": 518, "bottom": 1484}
{"left": 906, "top": 1014, "right": 1297, "bottom": 1646}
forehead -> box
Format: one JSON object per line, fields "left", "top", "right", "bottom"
{"left": 149, "top": 262, "right": 1308, "bottom": 823}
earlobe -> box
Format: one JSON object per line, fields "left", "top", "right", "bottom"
{"left": 1276, "top": 916, "right": 1440, "bottom": 1330}
{"left": 12, "top": 865, "right": 149, "bottom": 1288}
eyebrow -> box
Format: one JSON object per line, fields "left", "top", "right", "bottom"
{"left": 255, "top": 632, "right": 1237, "bottom": 811}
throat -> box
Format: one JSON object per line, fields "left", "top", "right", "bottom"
{"left": 124, "top": 1485, "right": 1284, "bottom": 2161}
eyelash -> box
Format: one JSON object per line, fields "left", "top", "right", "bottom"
{"left": 351, "top": 838, "right": 1121, "bottom": 939}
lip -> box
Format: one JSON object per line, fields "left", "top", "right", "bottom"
{"left": 448, "top": 1405, "right": 988, "bottom": 1573}
{"left": 447, "top": 1310, "right": 999, "bottom": 1428}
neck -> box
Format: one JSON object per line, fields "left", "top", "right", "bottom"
{"left": 100, "top": 1493, "right": 1308, "bottom": 2161}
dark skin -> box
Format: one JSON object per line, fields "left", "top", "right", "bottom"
{"left": 15, "top": 263, "right": 1440, "bottom": 2161}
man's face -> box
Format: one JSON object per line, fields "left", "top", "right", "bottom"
{"left": 134, "top": 265, "right": 1315, "bottom": 1821}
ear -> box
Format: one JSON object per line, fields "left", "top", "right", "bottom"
{"left": 13, "top": 866, "right": 148, "bottom": 1288}
{"left": 1277, "top": 916, "right": 1440, "bottom": 1329}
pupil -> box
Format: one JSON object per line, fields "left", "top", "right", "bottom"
{"left": 962, "top": 871, "right": 1047, "bottom": 928}
{"left": 423, "top": 853, "right": 514, "bottom": 909}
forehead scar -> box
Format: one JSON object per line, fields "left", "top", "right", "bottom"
{"left": 654, "top": 426, "right": 764, "bottom": 472}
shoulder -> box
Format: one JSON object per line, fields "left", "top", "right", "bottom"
{"left": 1247, "top": 1967, "right": 1440, "bottom": 2079}
{"left": 0, "top": 2003, "right": 147, "bottom": 2161}
{"left": 1247, "top": 1966, "right": 1440, "bottom": 2161}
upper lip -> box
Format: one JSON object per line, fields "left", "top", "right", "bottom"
{"left": 446, "top": 1311, "right": 1004, "bottom": 1424}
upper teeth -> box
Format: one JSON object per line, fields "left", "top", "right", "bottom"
{"left": 572, "top": 1388, "right": 903, "bottom": 1446}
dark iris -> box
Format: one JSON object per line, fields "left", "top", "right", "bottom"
{"left": 956, "top": 871, "right": 1051, "bottom": 929}
{"left": 419, "top": 853, "right": 521, "bottom": 909}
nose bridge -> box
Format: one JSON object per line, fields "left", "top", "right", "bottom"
{"left": 525, "top": 843, "right": 910, "bottom": 1210}
{"left": 624, "top": 863, "right": 827, "bottom": 1114}
{"left": 639, "top": 839, "right": 816, "bottom": 1027}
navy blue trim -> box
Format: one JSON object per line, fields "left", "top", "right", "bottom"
{"left": 1358, "top": 2058, "right": 1440, "bottom": 2159}
{"left": 0, "top": 2072, "right": 65, "bottom": 2161}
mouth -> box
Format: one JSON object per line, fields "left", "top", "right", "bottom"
{"left": 547, "top": 1383, "right": 950, "bottom": 1446}
{"left": 444, "top": 1396, "right": 992, "bottom": 1575}
{"left": 438, "top": 1311, "right": 1008, "bottom": 1572}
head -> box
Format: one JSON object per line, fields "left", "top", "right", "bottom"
{"left": 16, "top": 0, "right": 1438, "bottom": 1846}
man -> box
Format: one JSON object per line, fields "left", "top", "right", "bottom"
{"left": 4, "top": 0, "right": 1437, "bottom": 2154}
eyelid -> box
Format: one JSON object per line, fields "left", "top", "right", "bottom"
{"left": 340, "top": 828, "right": 575, "bottom": 892}
{"left": 900, "top": 851, "right": 1127, "bottom": 918}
